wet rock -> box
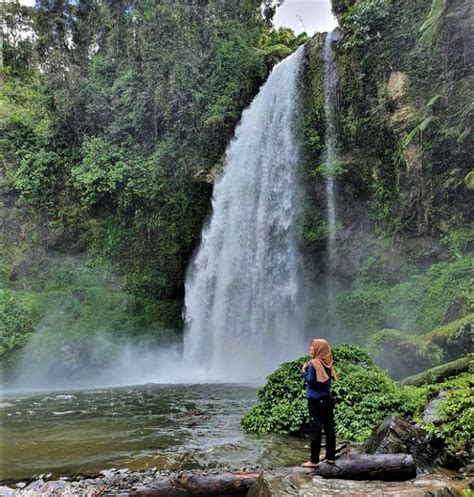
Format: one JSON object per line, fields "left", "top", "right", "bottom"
{"left": 0, "top": 486, "right": 14, "bottom": 496}
{"left": 423, "top": 391, "right": 447, "bottom": 422}
{"left": 40, "top": 480, "right": 68, "bottom": 493}
{"left": 364, "top": 415, "right": 444, "bottom": 472}
{"left": 25, "top": 479, "right": 44, "bottom": 491}
{"left": 248, "top": 471, "right": 311, "bottom": 496}
{"left": 248, "top": 472, "right": 473, "bottom": 497}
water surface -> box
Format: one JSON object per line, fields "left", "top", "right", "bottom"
{"left": 0, "top": 384, "right": 307, "bottom": 481}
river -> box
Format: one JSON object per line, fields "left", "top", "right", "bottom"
{"left": 0, "top": 384, "right": 307, "bottom": 482}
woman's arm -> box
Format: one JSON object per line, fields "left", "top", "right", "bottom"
{"left": 302, "top": 363, "right": 317, "bottom": 386}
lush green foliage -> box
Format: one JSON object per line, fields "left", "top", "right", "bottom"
{"left": 0, "top": 289, "right": 34, "bottom": 358}
{"left": 241, "top": 356, "right": 309, "bottom": 435}
{"left": 332, "top": 0, "right": 473, "bottom": 236}
{"left": 336, "top": 253, "right": 474, "bottom": 341}
{"left": 242, "top": 344, "right": 473, "bottom": 462}
{"left": 0, "top": 257, "right": 182, "bottom": 373}
{"left": 0, "top": 1, "right": 307, "bottom": 351}
{"left": 242, "top": 345, "right": 418, "bottom": 441}
{"left": 298, "top": 0, "right": 473, "bottom": 347}
{"left": 410, "top": 372, "right": 474, "bottom": 462}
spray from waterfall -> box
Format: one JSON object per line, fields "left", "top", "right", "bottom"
{"left": 183, "top": 46, "right": 308, "bottom": 383}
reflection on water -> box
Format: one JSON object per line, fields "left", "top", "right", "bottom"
{"left": 0, "top": 384, "right": 307, "bottom": 481}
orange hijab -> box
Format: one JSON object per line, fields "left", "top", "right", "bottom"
{"left": 309, "top": 338, "right": 338, "bottom": 382}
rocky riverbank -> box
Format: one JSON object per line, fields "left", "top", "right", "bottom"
{"left": 0, "top": 465, "right": 472, "bottom": 497}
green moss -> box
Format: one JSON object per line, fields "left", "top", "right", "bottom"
{"left": 337, "top": 284, "right": 388, "bottom": 341}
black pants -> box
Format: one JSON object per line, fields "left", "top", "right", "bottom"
{"left": 307, "top": 396, "right": 336, "bottom": 463}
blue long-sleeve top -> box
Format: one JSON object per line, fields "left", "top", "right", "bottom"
{"left": 302, "top": 363, "right": 332, "bottom": 399}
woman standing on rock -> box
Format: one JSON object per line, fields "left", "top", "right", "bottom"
{"left": 301, "top": 338, "right": 337, "bottom": 468}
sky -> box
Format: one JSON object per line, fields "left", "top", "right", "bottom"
{"left": 15, "top": 0, "right": 337, "bottom": 35}
{"left": 274, "top": 0, "right": 337, "bottom": 34}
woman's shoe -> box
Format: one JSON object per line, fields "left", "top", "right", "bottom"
{"left": 301, "top": 461, "right": 320, "bottom": 468}
{"left": 325, "top": 460, "right": 336, "bottom": 464}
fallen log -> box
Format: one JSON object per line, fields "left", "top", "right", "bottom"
{"left": 400, "top": 353, "right": 473, "bottom": 386}
{"left": 129, "top": 454, "right": 416, "bottom": 496}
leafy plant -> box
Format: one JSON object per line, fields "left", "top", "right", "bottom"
{"left": 0, "top": 289, "right": 34, "bottom": 357}
{"left": 413, "top": 373, "right": 474, "bottom": 463}
{"left": 242, "top": 344, "right": 418, "bottom": 441}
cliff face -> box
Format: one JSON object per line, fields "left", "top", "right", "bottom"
{"left": 1, "top": 0, "right": 472, "bottom": 370}
{"left": 300, "top": 0, "right": 473, "bottom": 340}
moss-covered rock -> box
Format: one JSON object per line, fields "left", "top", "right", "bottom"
{"left": 425, "top": 314, "right": 474, "bottom": 361}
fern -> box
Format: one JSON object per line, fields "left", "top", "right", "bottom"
{"left": 404, "top": 117, "right": 434, "bottom": 146}
{"left": 419, "top": 0, "right": 446, "bottom": 45}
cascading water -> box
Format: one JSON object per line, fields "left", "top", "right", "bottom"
{"left": 323, "top": 31, "right": 338, "bottom": 269}
{"left": 322, "top": 31, "right": 341, "bottom": 332}
{"left": 183, "top": 46, "right": 307, "bottom": 383}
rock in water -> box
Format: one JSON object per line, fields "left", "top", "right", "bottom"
{"left": 364, "top": 415, "right": 444, "bottom": 472}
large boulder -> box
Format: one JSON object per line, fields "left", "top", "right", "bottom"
{"left": 364, "top": 416, "right": 445, "bottom": 473}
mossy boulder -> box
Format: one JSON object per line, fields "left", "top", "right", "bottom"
{"left": 425, "top": 314, "right": 474, "bottom": 361}
{"left": 241, "top": 345, "right": 418, "bottom": 442}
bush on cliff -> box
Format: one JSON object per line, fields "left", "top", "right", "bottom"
{"left": 241, "top": 344, "right": 417, "bottom": 441}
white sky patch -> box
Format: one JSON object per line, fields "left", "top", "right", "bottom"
{"left": 274, "top": 0, "right": 337, "bottom": 35}
{"left": 13, "top": 0, "right": 35, "bottom": 5}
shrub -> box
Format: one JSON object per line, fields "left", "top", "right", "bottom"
{"left": 0, "top": 289, "right": 34, "bottom": 357}
{"left": 413, "top": 373, "right": 474, "bottom": 463}
{"left": 242, "top": 344, "right": 417, "bottom": 441}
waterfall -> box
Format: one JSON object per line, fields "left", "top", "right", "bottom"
{"left": 323, "top": 31, "right": 338, "bottom": 269}
{"left": 183, "top": 46, "right": 307, "bottom": 383}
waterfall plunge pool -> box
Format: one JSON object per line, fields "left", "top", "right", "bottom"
{"left": 0, "top": 383, "right": 308, "bottom": 482}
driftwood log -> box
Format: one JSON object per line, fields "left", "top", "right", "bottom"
{"left": 129, "top": 454, "right": 416, "bottom": 496}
